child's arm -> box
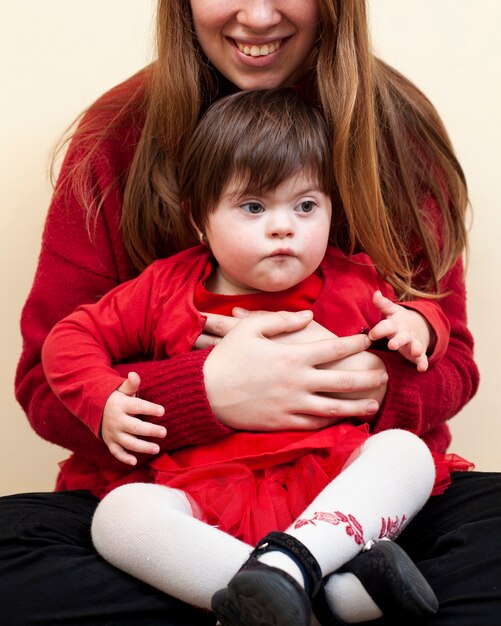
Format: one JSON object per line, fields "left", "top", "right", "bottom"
{"left": 102, "top": 372, "right": 166, "bottom": 466}
{"left": 369, "top": 290, "right": 433, "bottom": 372}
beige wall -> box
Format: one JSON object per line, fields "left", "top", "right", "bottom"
{"left": 1, "top": 1, "right": 499, "bottom": 496}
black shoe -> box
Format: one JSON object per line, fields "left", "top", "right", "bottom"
{"left": 313, "top": 539, "right": 438, "bottom": 624}
{"left": 211, "top": 531, "right": 322, "bottom": 626}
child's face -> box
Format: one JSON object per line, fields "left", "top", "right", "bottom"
{"left": 205, "top": 173, "right": 331, "bottom": 294}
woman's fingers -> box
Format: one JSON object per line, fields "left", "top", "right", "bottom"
{"left": 240, "top": 309, "right": 314, "bottom": 338}
{"left": 308, "top": 367, "right": 388, "bottom": 395}
{"left": 194, "top": 333, "right": 222, "bottom": 349}
{"left": 297, "top": 333, "right": 371, "bottom": 367}
{"left": 203, "top": 312, "right": 388, "bottom": 431}
{"left": 201, "top": 312, "right": 241, "bottom": 337}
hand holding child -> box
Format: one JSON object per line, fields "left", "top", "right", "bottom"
{"left": 102, "top": 372, "right": 167, "bottom": 466}
{"left": 369, "top": 290, "right": 434, "bottom": 372}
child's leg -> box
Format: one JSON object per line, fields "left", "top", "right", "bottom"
{"left": 214, "top": 430, "right": 436, "bottom": 625}
{"left": 283, "top": 429, "right": 435, "bottom": 575}
{"left": 91, "top": 483, "right": 252, "bottom": 610}
{"left": 265, "top": 429, "right": 436, "bottom": 622}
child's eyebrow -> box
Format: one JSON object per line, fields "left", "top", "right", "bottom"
{"left": 293, "top": 186, "right": 324, "bottom": 196}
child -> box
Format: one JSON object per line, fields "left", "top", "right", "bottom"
{"left": 42, "top": 89, "right": 466, "bottom": 625}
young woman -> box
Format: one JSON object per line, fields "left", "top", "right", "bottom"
{"left": 6, "top": 1, "right": 500, "bottom": 625}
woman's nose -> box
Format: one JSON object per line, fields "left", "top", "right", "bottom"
{"left": 236, "top": 1, "right": 281, "bottom": 32}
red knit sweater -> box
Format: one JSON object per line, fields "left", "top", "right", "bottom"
{"left": 15, "top": 71, "right": 480, "bottom": 491}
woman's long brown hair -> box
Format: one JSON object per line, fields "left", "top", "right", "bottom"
{"left": 58, "top": 0, "right": 468, "bottom": 299}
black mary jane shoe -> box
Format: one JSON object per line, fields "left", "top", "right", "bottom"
{"left": 211, "top": 531, "right": 322, "bottom": 626}
{"left": 313, "top": 539, "right": 439, "bottom": 625}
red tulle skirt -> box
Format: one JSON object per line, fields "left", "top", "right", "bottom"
{"left": 149, "top": 424, "right": 472, "bottom": 545}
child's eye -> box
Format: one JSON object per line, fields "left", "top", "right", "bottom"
{"left": 295, "top": 200, "right": 316, "bottom": 213}
{"left": 241, "top": 202, "right": 265, "bottom": 214}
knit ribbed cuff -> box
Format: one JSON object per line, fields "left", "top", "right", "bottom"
{"left": 114, "top": 348, "right": 231, "bottom": 451}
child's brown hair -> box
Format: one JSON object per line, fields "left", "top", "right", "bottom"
{"left": 178, "top": 88, "right": 334, "bottom": 240}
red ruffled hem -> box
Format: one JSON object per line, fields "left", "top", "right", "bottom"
{"left": 431, "top": 452, "right": 474, "bottom": 496}
{"left": 151, "top": 423, "right": 370, "bottom": 545}
{"left": 150, "top": 426, "right": 474, "bottom": 545}
{"left": 56, "top": 426, "right": 474, "bottom": 546}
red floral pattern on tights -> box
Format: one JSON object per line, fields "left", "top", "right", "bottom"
{"left": 379, "top": 515, "right": 407, "bottom": 539}
{"left": 294, "top": 511, "right": 365, "bottom": 545}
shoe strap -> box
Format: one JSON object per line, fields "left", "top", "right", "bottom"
{"left": 252, "top": 531, "right": 322, "bottom": 597}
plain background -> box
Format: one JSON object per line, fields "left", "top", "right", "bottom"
{"left": 1, "top": 1, "right": 500, "bottom": 496}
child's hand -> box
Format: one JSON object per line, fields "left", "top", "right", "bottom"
{"left": 101, "top": 372, "right": 167, "bottom": 466}
{"left": 369, "top": 291, "right": 433, "bottom": 372}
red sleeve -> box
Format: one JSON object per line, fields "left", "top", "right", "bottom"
{"left": 15, "top": 95, "right": 229, "bottom": 463}
{"left": 41, "top": 266, "right": 161, "bottom": 436}
{"left": 400, "top": 299, "right": 450, "bottom": 363}
{"left": 371, "top": 256, "right": 479, "bottom": 451}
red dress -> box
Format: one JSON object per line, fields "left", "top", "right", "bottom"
{"left": 42, "top": 245, "right": 472, "bottom": 543}
{"left": 146, "top": 251, "right": 468, "bottom": 544}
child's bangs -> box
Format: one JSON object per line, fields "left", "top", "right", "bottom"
{"left": 225, "top": 132, "right": 328, "bottom": 200}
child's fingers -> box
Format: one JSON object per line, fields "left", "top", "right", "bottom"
{"left": 368, "top": 318, "right": 396, "bottom": 341}
{"left": 387, "top": 329, "right": 412, "bottom": 351}
{"left": 122, "top": 412, "right": 167, "bottom": 440}
{"left": 117, "top": 432, "right": 163, "bottom": 456}
{"left": 125, "top": 397, "right": 165, "bottom": 419}
{"left": 409, "top": 337, "right": 425, "bottom": 358}
{"left": 415, "top": 353, "right": 429, "bottom": 372}
{"left": 372, "top": 290, "right": 400, "bottom": 316}
{"left": 118, "top": 371, "right": 141, "bottom": 396}
{"left": 108, "top": 441, "right": 138, "bottom": 466}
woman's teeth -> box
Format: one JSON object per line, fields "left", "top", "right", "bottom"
{"left": 236, "top": 40, "right": 282, "bottom": 57}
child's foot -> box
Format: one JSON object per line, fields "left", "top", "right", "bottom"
{"left": 313, "top": 539, "right": 438, "bottom": 624}
{"left": 211, "top": 531, "right": 322, "bottom": 626}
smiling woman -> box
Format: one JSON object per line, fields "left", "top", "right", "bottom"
{"left": 2, "top": 0, "right": 501, "bottom": 625}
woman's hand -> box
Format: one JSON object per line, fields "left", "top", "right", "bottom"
{"left": 202, "top": 310, "right": 388, "bottom": 432}
{"left": 274, "top": 318, "right": 388, "bottom": 404}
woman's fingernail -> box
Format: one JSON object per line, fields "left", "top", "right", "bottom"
{"left": 296, "top": 310, "right": 312, "bottom": 318}
{"left": 233, "top": 307, "right": 249, "bottom": 317}
{"left": 367, "top": 401, "right": 379, "bottom": 413}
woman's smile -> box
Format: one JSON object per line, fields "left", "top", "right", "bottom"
{"left": 190, "top": 0, "right": 320, "bottom": 89}
{"left": 233, "top": 38, "right": 284, "bottom": 57}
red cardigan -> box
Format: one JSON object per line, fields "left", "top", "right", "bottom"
{"left": 15, "top": 71, "right": 479, "bottom": 491}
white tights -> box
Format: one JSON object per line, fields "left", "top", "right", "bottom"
{"left": 91, "top": 429, "right": 435, "bottom": 617}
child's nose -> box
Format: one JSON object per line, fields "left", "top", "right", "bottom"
{"left": 267, "top": 214, "right": 294, "bottom": 238}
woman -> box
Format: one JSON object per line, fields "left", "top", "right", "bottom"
{"left": 5, "top": 1, "right": 500, "bottom": 624}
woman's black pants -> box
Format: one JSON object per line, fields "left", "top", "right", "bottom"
{"left": 1, "top": 471, "right": 500, "bottom": 625}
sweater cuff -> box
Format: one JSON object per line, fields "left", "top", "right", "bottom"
{"left": 369, "top": 350, "right": 426, "bottom": 435}
{"left": 114, "top": 348, "right": 232, "bottom": 450}
{"left": 400, "top": 300, "right": 450, "bottom": 363}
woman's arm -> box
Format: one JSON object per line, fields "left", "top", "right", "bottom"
{"left": 15, "top": 134, "right": 229, "bottom": 462}
{"left": 371, "top": 256, "right": 479, "bottom": 449}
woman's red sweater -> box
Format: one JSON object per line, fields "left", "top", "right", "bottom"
{"left": 14, "top": 71, "right": 480, "bottom": 491}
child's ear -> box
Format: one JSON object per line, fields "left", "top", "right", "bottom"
{"left": 188, "top": 211, "right": 205, "bottom": 245}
